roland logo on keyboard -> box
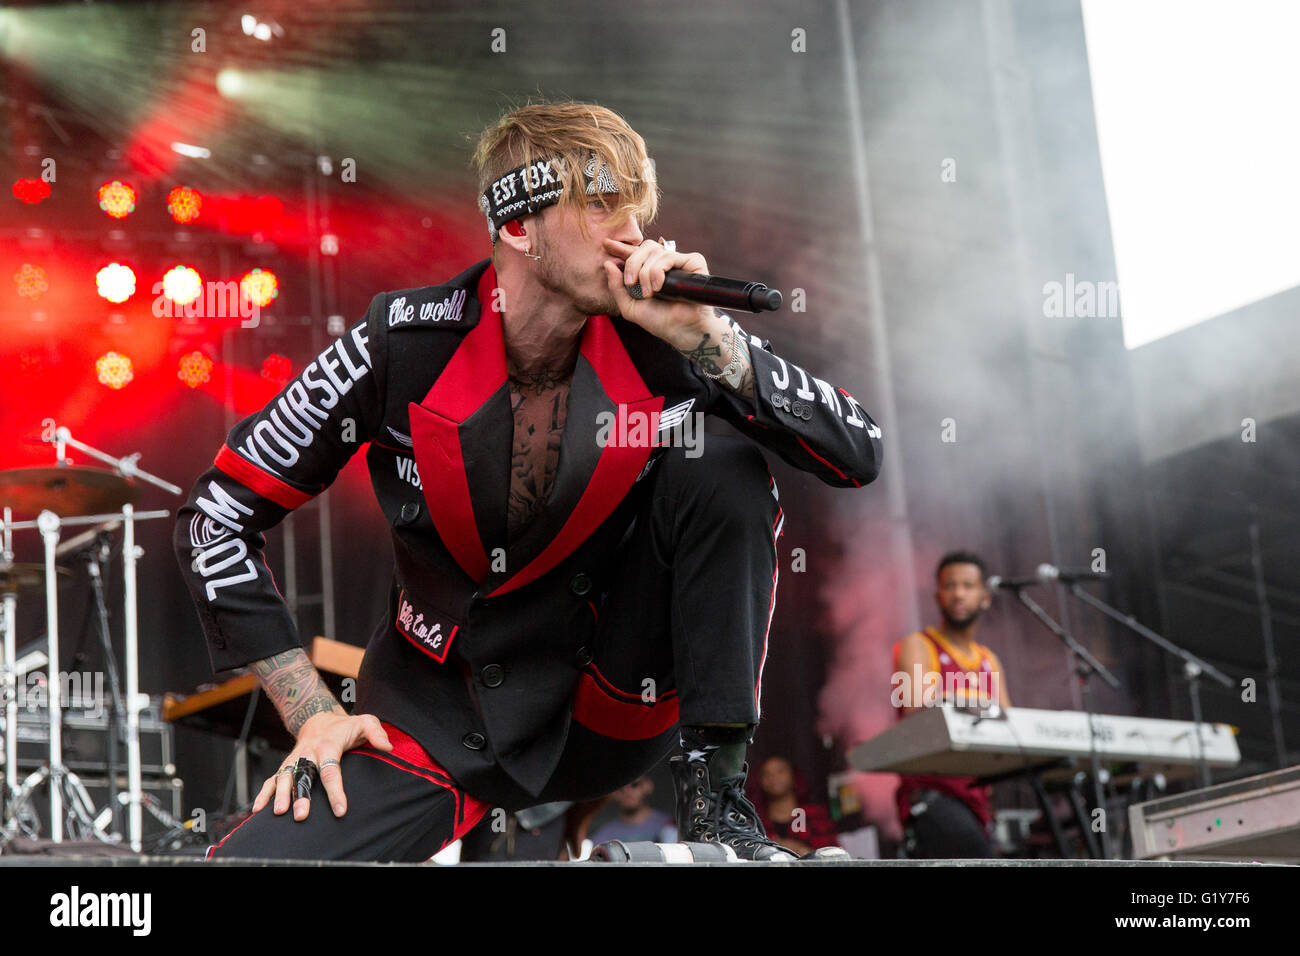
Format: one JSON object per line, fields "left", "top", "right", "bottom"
{"left": 1030, "top": 719, "right": 1116, "bottom": 743}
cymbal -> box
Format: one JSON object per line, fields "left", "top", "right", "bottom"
{"left": 0, "top": 562, "right": 72, "bottom": 594}
{"left": 0, "top": 466, "right": 140, "bottom": 518}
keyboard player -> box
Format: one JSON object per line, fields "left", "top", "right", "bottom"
{"left": 891, "top": 551, "right": 1011, "bottom": 858}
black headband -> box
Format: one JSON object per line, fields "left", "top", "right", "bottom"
{"left": 478, "top": 152, "right": 622, "bottom": 242}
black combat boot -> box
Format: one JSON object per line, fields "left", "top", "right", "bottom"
{"left": 669, "top": 751, "right": 798, "bottom": 861}
{"left": 665, "top": 725, "right": 796, "bottom": 861}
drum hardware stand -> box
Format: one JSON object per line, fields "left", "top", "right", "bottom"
{"left": 1063, "top": 583, "right": 1235, "bottom": 791}
{"left": 79, "top": 530, "right": 129, "bottom": 838}
{"left": 1, "top": 508, "right": 17, "bottom": 835}
{"left": 39, "top": 507, "right": 64, "bottom": 842}
{"left": 0, "top": 423, "right": 179, "bottom": 851}
{"left": 128, "top": 791, "right": 207, "bottom": 853}
{"left": 7, "top": 761, "right": 113, "bottom": 844}
{"left": 219, "top": 684, "right": 262, "bottom": 820}
{"left": 1007, "top": 584, "right": 1121, "bottom": 859}
{"left": 0, "top": 507, "right": 173, "bottom": 849}
{"left": 50, "top": 427, "right": 183, "bottom": 499}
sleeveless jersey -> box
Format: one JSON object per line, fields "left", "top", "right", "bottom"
{"left": 892, "top": 627, "right": 1004, "bottom": 827}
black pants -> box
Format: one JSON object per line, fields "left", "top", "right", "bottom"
{"left": 207, "top": 733, "right": 491, "bottom": 862}
{"left": 902, "top": 791, "right": 995, "bottom": 859}
{"left": 210, "top": 434, "right": 783, "bottom": 860}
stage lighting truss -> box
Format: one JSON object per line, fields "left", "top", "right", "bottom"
{"left": 240, "top": 268, "right": 279, "bottom": 308}
{"left": 260, "top": 353, "right": 292, "bottom": 388}
{"left": 14, "top": 263, "right": 49, "bottom": 301}
{"left": 178, "top": 350, "right": 215, "bottom": 389}
{"left": 96, "top": 263, "right": 137, "bottom": 304}
{"left": 162, "top": 265, "right": 204, "bottom": 306}
{"left": 98, "top": 180, "right": 137, "bottom": 219}
{"left": 167, "top": 186, "right": 203, "bottom": 224}
{"left": 96, "top": 352, "right": 134, "bottom": 390}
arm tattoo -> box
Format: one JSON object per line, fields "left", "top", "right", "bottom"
{"left": 250, "top": 647, "right": 344, "bottom": 737}
{"left": 683, "top": 335, "right": 725, "bottom": 369}
{"left": 682, "top": 326, "right": 755, "bottom": 400}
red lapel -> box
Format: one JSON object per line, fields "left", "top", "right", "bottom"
{"left": 409, "top": 263, "right": 664, "bottom": 595}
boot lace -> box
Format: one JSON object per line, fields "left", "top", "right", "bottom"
{"left": 690, "top": 768, "right": 781, "bottom": 854}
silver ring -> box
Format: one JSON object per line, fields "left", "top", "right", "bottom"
{"left": 276, "top": 766, "right": 296, "bottom": 777}
{"left": 320, "top": 759, "right": 340, "bottom": 769}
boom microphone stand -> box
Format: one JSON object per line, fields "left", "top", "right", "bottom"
{"left": 1004, "top": 582, "right": 1122, "bottom": 859}
{"left": 1063, "top": 583, "right": 1234, "bottom": 789}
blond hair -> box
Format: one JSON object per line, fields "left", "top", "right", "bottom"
{"left": 472, "top": 100, "right": 659, "bottom": 241}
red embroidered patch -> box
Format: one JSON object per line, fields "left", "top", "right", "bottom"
{"left": 394, "top": 588, "right": 459, "bottom": 663}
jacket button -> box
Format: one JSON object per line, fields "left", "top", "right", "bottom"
{"left": 569, "top": 572, "right": 592, "bottom": 596}
{"left": 480, "top": 664, "right": 505, "bottom": 688}
{"left": 462, "top": 732, "right": 486, "bottom": 751}
{"left": 399, "top": 501, "right": 421, "bottom": 523}
{"left": 574, "top": 645, "right": 593, "bottom": 667}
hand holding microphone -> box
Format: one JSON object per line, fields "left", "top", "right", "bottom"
{"left": 627, "top": 269, "right": 782, "bottom": 312}
{"left": 602, "top": 237, "right": 782, "bottom": 313}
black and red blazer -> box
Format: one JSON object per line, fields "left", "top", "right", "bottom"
{"left": 173, "top": 258, "right": 883, "bottom": 806}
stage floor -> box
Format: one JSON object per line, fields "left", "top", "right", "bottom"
{"left": 0, "top": 855, "right": 1290, "bottom": 867}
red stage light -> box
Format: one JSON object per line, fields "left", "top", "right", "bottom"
{"left": 162, "top": 265, "right": 203, "bottom": 305}
{"left": 167, "top": 186, "right": 203, "bottom": 224}
{"left": 12, "top": 178, "right": 51, "bottom": 204}
{"left": 221, "top": 195, "right": 284, "bottom": 235}
{"left": 96, "top": 352, "right": 134, "bottom": 389}
{"left": 98, "top": 180, "right": 137, "bottom": 219}
{"left": 240, "top": 268, "right": 279, "bottom": 308}
{"left": 260, "top": 353, "right": 292, "bottom": 387}
{"left": 178, "top": 350, "right": 214, "bottom": 388}
{"left": 96, "top": 263, "right": 137, "bottom": 303}
{"left": 14, "top": 264, "right": 49, "bottom": 300}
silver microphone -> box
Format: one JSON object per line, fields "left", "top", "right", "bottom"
{"left": 987, "top": 574, "right": 1040, "bottom": 593}
{"left": 1037, "top": 563, "right": 1111, "bottom": 584}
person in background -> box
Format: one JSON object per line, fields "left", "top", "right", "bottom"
{"left": 891, "top": 550, "right": 1011, "bottom": 858}
{"left": 587, "top": 777, "right": 677, "bottom": 845}
{"left": 748, "top": 755, "right": 841, "bottom": 857}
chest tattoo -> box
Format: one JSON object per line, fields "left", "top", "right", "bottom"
{"left": 506, "top": 373, "right": 570, "bottom": 542}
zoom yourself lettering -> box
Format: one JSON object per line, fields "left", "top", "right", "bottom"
{"left": 236, "top": 325, "right": 371, "bottom": 475}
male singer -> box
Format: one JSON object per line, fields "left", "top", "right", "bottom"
{"left": 176, "top": 101, "right": 882, "bottom": 862}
